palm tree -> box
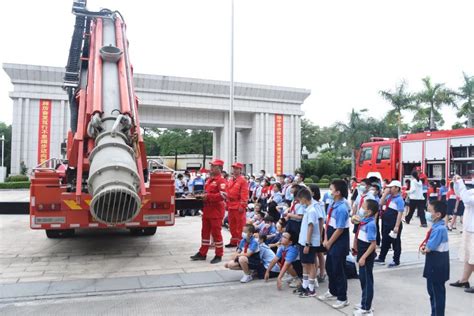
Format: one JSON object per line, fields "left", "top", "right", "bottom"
{"left": 416, "top": 77, "right": 456, "bottom": 130}
{"left": 337, "top": 108, "right": 370, "bottom": 176}
{"left": 379, "top": 81, "right": 416, "bottom": 137}
{"left": 455, "top": 72, "right": 474, "bottom": 127}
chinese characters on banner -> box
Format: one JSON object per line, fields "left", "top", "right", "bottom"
{"left": 37, "top": 100, "right": 52, "bottom": 164}
{"left": 274, "top": 114, "right": 284, "bottom": 175}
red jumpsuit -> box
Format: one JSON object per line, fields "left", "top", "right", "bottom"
{"left": 226, "top": 175, "right": 248, "bottom": 246}
{"left": 199, "top": 174, "right": 227, "bottom": 257}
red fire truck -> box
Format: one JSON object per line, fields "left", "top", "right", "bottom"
{"left": 356, "top": 128, "right": 474, "bottom": 183}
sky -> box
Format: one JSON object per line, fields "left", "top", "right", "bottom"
{"left": 1, "top": 0, "right": 473, "bottom": 128}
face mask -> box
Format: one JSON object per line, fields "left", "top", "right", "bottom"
{"left": 259, "top": 173, "right": 264, "bottom": 177}
{"left": 358, "top": 185, "right": 367, "bottom": 194}
{"left": 368, "top": 189, "right": 376, "bottom": 195}
{"left": 284, "top": 178, "right": 290, "bottom": 184}
{"left": 270, "top": 180, "right": 276, "bottom": 184}
{"left": 425, "top": 212, "right": 432, "bottom": 223}
{"left": 294, "top": 176, "right": 301, "bottom": 182}
{"left": 242, "top": 232, "right": 248, "bottom": 239}
{"left": 249, "top": 179, "right": 254, "bottom": 183}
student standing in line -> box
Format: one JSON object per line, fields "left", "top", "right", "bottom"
{"left": 446, "top": 182, "right": 458, "bottom": 230}
{"left": 294, "top": 188, "right": 322, "bottom": 298}
{"left": 318, "top": 180, "right": 351, "bottom": 309}
{"left": 405, "top": 171, "right": 427, "bottom": 227}
{"left": 375, "top": 180, "right": 405, "bottom": 268}
{"left": 353, "top": 199, "right": 378, "bottom": 316}
{"left": 421, "top": 201, "right": 450, "bottom": 316}
{"left": 309, "top": 184, "right": 327, "bottom": 283}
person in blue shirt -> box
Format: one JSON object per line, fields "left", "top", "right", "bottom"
{"left": 175, "top": 174, "right": 186, "bottom": 197}
{"left": 190, "top": 173, "right": 206, "bottom": 194}
{"left": 421, "top": 200, "right": 449, "bottom": 316}
{"left": 375, "top": 180, "right": 405, "bottom": 268}
{"left": 294, "top": 188, "right": 322, "bottom": 298}
{"left": 318, "top": 180, "right": 351, "bottom": 309}
{"left": 438, "top": 179, "right": 448, "bottom": 203}
{"left": 270, "top": 182, "right": 284, "bottom": 205}
{"left": 224, "top": 224, "right": 260, "bottom": 283}
{"left": 257, "top": 234, "right": 280, "bottom": 279}
{"left": 322, "top": 191, "right": 334, "bottom": 212}
{"left": 309, "top": 184, "right": 327, "bottom": 284}
{"left": 265, "top": 231, "right": 299, "bottom": 290}
{"left": 284, "top": 176, "right": 294, "bottom": 203}
{"left": 354, "top": 199, "right": 378, "bottom": 316}
{"left": 260, "top": 215, "right": 277, "bottom": 236}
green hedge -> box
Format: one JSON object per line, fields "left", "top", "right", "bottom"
{"left": 6, "top": 175, "right": 29, "bottom": 182}
{"left": 304, "top": 182, "right": 330, "bottom": 189}
{"left": 0, "top": 181, "right": 30, "bottom": 189}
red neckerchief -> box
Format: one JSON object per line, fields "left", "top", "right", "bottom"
{"left": 419, "top": 228, "right": 432, "bottom": 251}
{"left": 381, "top": 196, "right": 394, "bottom": 217}
{"left": 279, "top": 249, "right": 288, "bottom": 267}
{"left": 243, "top": 240, "right": 249, "bottom": 254}
{"left": 325, "top": 205, "right": 334, "bottom": 237}
{"left": 353, "top": 218, "right": 370, "bottom": 255}
{"left": 290, "top": 201, "right": 299, "bottom": 214}
{"left": 359, "top": 194, "right": 366, "bottom": 209}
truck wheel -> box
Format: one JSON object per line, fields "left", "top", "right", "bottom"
{"left": 46, "top": 229, "right": 75, "bottom": 238}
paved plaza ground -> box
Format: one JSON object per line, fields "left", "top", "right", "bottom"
{"left": 0, "top": 205, "right": 472, "bottom": 314}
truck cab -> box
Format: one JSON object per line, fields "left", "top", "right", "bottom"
{"left": 356, "top": 138, "right": 399, "bottom": 182}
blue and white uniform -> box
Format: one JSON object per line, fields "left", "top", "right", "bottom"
{"left": 423, "top": 220, "right": 449, "bottom": 316}
{"left": 298, "top": 203, "right": 322, "bottom": 247}
{"left": 190, "top": 177, "right": 205, "bottom": 193}
{"left": 259, "top": 243, "right": 280, "bottom": 273}
{"left": 325, "top": 198, "right": 350, "bottom": 302}
{"left": 275, "top": 244, "right": 299, "bottom": 264}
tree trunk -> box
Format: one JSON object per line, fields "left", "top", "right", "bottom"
{"left": 174, "top": 149, "right": 178, "bottom": 170}
{"left": 397, "top": 110, "right": 402, "bottom": 138}
{"left": 351, "top": 149, "right": 356, "bottom": 177}
{"left": 429, "top": 103, "right": 435, "bottom": 130}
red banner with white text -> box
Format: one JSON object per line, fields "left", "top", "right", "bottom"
{"left": 37, "top": 99, "right": 52, "bottom": 164}
{"left": 274, "top": 114, "right": 284, "bottom": 175}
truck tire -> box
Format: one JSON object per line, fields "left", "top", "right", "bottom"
{"left": 129, "top": 227, "right": 157, "bottom": 236}
{"left": 46, "top": 229, "right": 75, "bottom": 238}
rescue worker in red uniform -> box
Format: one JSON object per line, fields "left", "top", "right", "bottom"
{"left": 225, "top": 162, "right": 248, "bottom": 248}
{"left": 190, "top": 159, "right": 227, "bottom": 264}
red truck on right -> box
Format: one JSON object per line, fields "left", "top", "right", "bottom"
{"left": 356, "top": 128, "right": 474, "bottom": 184}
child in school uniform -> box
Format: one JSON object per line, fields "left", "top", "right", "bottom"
{"left": 428, "top": 181, "right": 440, "bottom": 204}
{"left": 257, "top": 234, "right": 280, "bottom": 279}
{"left": 353, "top": 199, "right": 378, "bottom": 316}
{"left": 224, "top": 224, "right": 260, "bottom": 283}
{"left": 294, "top": 188, "right": 323, "bottom": 298}
{"left": 438, "top": 179, "right": 448, "bottom": 203}
{"left": 421, "top": 200, "right": 449, "bottom": 316}
{"left": 318, "top": 180, "right": 351, "bottom": 309}
{"left": 446, "top": 182, "right": 458, "bottom": 230}
{"left": 375, "top": 180, "right": 405, "bottom": 268}
{"left": 265, "top": 231, "right": 300, "bottom": 290}
{"left": 309, "top": 184, "right": 327, "bottom": 283}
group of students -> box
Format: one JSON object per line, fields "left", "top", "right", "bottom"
{"left": 222, "top": 171, "right": 460, "bottom": 316}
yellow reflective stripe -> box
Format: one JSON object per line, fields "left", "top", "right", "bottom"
{"left": 64, "top": 200, "right": 82, "bottom": 210}
{"left": 84, "top": 199, "right": 91, "bottom": 206}
{"left": 141, "top": 199, "right": 149, "bottom": 209}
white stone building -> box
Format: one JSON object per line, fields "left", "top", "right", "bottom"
{"left": 3, "top": 63, "right": 310, "bottom": 175}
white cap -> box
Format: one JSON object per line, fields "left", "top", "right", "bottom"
{"left": 386, "top": 180, "right": 402, "bottom": 188}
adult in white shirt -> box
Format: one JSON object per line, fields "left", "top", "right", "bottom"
{"left": 404, "top": 171, "right": 427, "bottom": 227}
{"left": 450, "top": 175, "right": 474, "bottom": 293}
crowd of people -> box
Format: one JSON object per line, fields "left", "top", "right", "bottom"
{"left": 178, "top": 161, "right": 473, "bottom": 316}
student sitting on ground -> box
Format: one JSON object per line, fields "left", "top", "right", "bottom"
{"left": 260, "top": 215, "right": 277, "bottom": 236}
{"left": 224, "top": 224, "right": 261, "bottom": 283}
{"left": 268, "top": 218, "right": 286, "bottom": 251}
{"left": 257, "top": 234, "right": 280, "bottom": 279}
{"left": 267, "top": 201, "right": 282, "bottom": 223}
{"left": 264, "top": 231, "right": 299, "bottom": 290}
